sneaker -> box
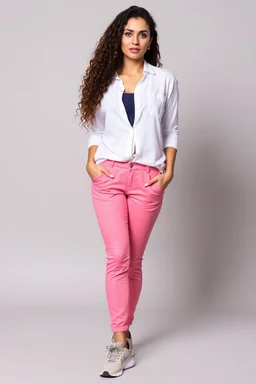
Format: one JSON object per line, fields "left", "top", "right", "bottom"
{"left": 100, "top": 339, "right": 135, "bottom": 378}
{"left": 111, "top": 331, "right": 135, "bottom": 357}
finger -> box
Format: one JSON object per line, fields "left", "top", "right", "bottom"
{"left": 144, "top": 177, "right": 158, "bottom": 187}
{"left": 101, "top": 167, "right": 114, "bottom": 178}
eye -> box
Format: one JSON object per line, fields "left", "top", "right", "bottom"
{"left": 140, "top": 33, "right": 148, "bottom": 38}
{"left": 124, "top": 32, "right": 132, "bottom": 37}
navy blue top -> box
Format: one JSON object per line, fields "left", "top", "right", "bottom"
{"left": 122, "top": 92, "right": 135, "bottom": 127}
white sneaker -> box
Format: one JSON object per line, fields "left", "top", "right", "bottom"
{"left": 100, "top": 339, "right": 135, "bottom": 378}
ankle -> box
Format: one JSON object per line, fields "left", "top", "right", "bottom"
{"left": 125, "top": 330, "right": 131, "bottom": 338}
{"left": 123, "top": 331, "right": 129, "bottom": 339}
{"left": 113, "top": 332, "right": 128, "bottom": 347}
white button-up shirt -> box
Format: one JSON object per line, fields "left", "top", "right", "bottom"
{"left": 87, "top": 60, "right": 179, "bottom": 173}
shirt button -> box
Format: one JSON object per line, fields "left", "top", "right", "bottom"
{"left": 129, "top": 163, "right": 133, "bottom": 168}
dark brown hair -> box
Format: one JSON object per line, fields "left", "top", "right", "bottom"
{"left": 77, "top": 5, "right": 162, "bottom": 129}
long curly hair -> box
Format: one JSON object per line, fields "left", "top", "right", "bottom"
{"left": 77, "top": 5, "right": 162, "bottom": 130}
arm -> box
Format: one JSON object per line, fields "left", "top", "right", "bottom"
{"left": 86, "top": 106, "right": 105, "bottom": 166}
{"left": 86, "top": 107, "right": 113, "bottom": 179}
{"left": 87, "top": 145, "right": 99, "bottom": 165}
{"left": 87, "top": 107, "right": 105, "bottom": 151}
{"left": 164, "top": 146, "right": 177, "bottom": 177}
{"left": 162, "top": 76, "right": 179, "bottom": 177}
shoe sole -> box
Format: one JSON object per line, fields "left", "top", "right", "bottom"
{"left": 100, "top": 357, "right": 135, "bottom": 378}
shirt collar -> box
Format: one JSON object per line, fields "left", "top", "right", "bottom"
{"left": 114, "top": 59, "right": 156, "bottom": 80}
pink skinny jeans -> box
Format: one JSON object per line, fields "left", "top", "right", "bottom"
{"left": 91, "top": 160, "right": 165, "bottom": 332}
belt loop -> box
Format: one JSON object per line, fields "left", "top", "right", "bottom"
{"left": 111, "top": 160, "right": 115, "bottom": 168}
{"left": 147, "top": 165, "right": 150, "bottom": 173}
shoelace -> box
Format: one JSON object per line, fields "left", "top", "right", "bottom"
{"left": 106, "top": 345, "right": 123, "bottom": 363}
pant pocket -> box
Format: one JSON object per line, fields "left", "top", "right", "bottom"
{"left": 92, "top": 172, "right": 105, "bottom": 182}
{"left": 148, "top": 168, "right": 165, "bottom": 193}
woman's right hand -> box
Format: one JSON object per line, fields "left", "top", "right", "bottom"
{"left": 86, "top": 161, "right": 114, "bottom": 181}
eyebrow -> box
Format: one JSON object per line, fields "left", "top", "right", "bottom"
{"left": 124, "top": 28, "right": 149, "bottom": 33}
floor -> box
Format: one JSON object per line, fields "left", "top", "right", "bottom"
{"left": 0, "top": 306, "right": 255, "bottom": 384}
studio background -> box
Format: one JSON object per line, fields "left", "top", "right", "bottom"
{"left": 0, "top": 1, "right": 255, "bottom": 382}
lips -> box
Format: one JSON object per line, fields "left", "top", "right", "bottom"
{"left": 129, "top": 48, "right": 140, "bottom": 53}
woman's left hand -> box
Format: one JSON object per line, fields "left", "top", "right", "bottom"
{"left": 145, "top": 171, "right": 174, "bottom": 190}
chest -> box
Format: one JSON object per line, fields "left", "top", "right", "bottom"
{"left": 100, "top": 75, "right": 167, "bottom": 122}
{"left": 118, "top": 73, "right": 144, "bottom": 93}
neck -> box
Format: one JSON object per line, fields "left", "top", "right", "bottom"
{"left": 119, "top": 56, "right": 144, "bottom": 76}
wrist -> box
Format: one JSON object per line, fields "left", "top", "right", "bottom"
{"left": 87, "top": 159, "right": 96, "bottom": 166}
{"left": 164, "top": 167, "right": 174, "bottom": 176}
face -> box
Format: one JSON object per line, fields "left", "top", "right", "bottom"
{"left": 121, "top": 17, "right": 152, "bottom": 60}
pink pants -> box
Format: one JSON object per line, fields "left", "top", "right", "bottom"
{"left": 91, "top": 160, "right": 165, "bottom": 332}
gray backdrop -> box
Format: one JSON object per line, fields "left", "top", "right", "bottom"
{"left": 0, "top": 0, "right": 255, "bottom": 315}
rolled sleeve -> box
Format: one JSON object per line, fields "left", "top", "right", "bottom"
{"left": 161, "top": 76, "right": 179, "bottom": 150}
{"left": 87, "top": 108, "right": 105, "bottom": 148}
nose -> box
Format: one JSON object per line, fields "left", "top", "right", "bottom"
{"left": 132, "top": 35, "right": 139, "bottom": 45}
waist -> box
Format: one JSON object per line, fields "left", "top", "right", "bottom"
{"left": 101, "top": 159, "right": 160, "bottom": 172}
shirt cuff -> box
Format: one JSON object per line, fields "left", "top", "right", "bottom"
{"left": 88, "top": 132, "right": 102, "bottom": 148}
{"left": 163, "top": 133, "right": 179, "bottom": 150}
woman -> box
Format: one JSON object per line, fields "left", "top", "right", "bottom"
{"left": 77, "top": 5, "right": 179, "bottom": 378}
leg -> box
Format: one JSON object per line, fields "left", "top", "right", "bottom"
{"left": 91, "top": 174, "right": 130, "bottom": 333}
{"left": 127, "top": 168, "right": 164, "bottom": 326}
